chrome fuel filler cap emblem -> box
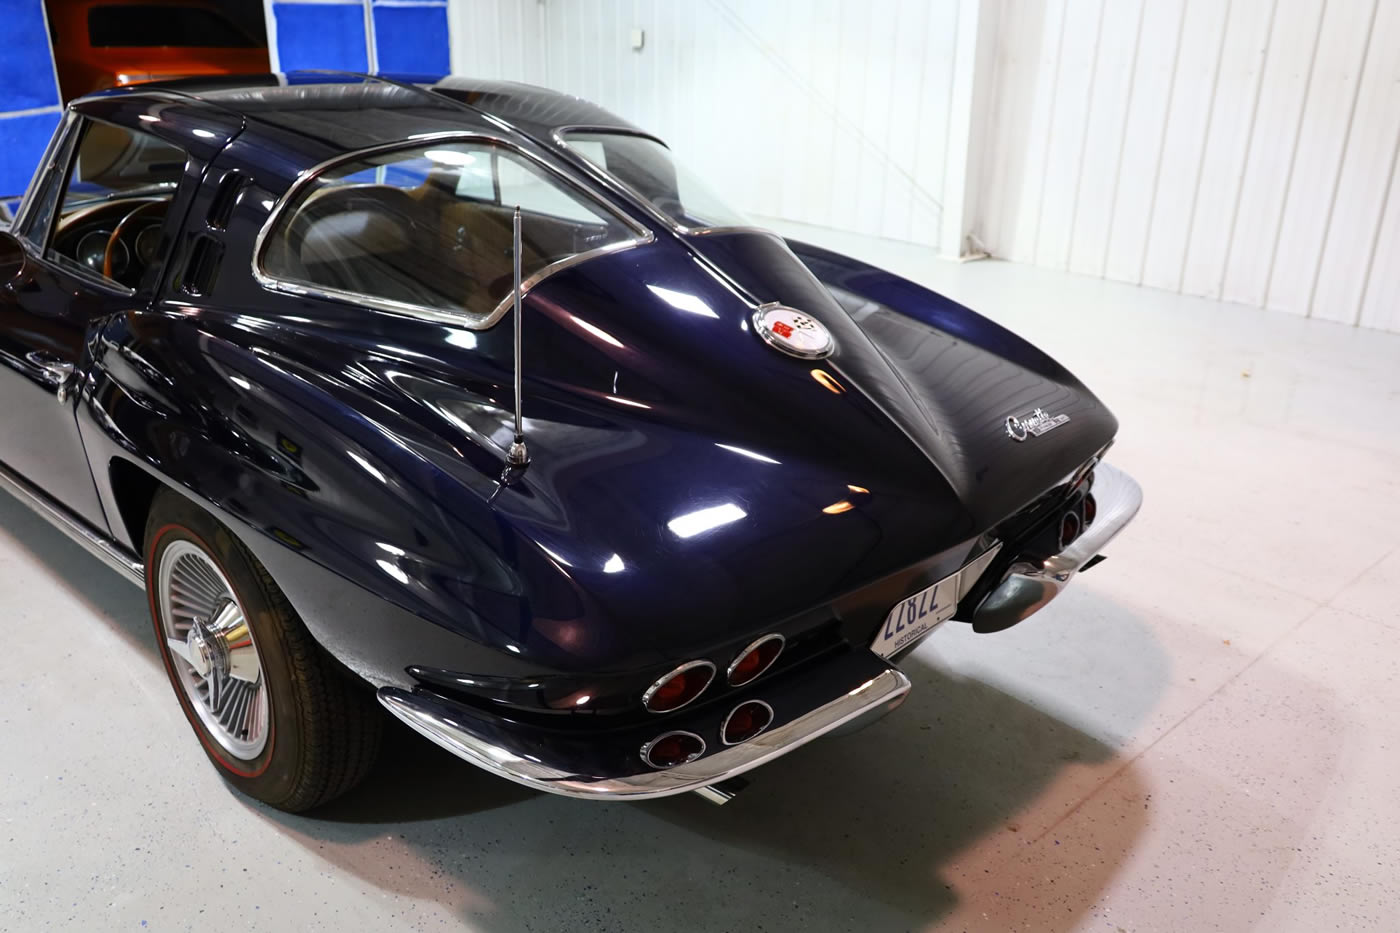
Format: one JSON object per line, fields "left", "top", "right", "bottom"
{"left": 753, "top": 304, "right": 835, "bottom": 360}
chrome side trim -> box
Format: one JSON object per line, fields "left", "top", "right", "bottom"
{"left": 641, "top": 659, "right": 716, "bottom": 713}
{"left": 251, "top": 131, "right": 655, "bottom": 331}
{"left": 973, "top": 461, "right": 1142, "bottom": 633}
{"left": 0, "top": 460, "right": 145, "bottom": 587}
{"left": 377, "top": 667, "right": 911, "bottom": 800}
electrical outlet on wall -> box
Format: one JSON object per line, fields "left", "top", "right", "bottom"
{"left": 630, "top": 28, "right": 645, "bottom": 51}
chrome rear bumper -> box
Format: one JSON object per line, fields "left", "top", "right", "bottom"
{"left": 972, "top": 461, "right": 1142, "bottom": 632}
{"left": 378, "top": 666, "right": 910, "bottom": 801}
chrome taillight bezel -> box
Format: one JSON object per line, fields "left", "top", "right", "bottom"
{"left": 642, "top": 659, "right": 716, "bottom": 713}
{"left": 726, "top": 633, "right": 785, "bottom": 686}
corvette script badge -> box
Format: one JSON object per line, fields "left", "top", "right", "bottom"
{"left": 753, "top": 304, "right": 835, "bottom": 360}
{"left": 1005, "top": 407, "right": 1070, "bottom": 442}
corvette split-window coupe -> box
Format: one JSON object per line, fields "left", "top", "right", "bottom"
{"left": 0, "top": 73, "right": 1141, "bottom": 810}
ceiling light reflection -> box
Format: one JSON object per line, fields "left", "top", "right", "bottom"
{"left": 376, "top": 558, "right": 409, "bottom": 584}
{"left": 569, "top": 314, "right": 624, "bottom": 348}
{"left": 603, "top": 553, "right": 625, "bottom": 573}
{"left": 424, "top": 149, "right": 476, "bottom": 166}
{"left": 349, "top": 451, "right": 387, "bottom": 483}
{"left": 715, "top": 443, "right": 780, "bottom": 464}
{"left": 668, "top": 503, "right": 747, "bottom": 539}
{"left": 647, "top": 284, "right": 719, "bottom": 318}
{"left": 822, "top": 500, "right": 854, "bottom": 514}
{"left": 445, "top": 329, "right": 477, "bottom": 349}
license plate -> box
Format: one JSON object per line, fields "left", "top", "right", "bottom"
{"left": 870, "top": 544, "right": 1002, "bottom": 659}
{"left": 871, "top": 577, "right": 959, "bottom": 658}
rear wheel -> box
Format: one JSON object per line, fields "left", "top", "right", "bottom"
{"left": 145, "top": 488, "right": 381, "bottom": 811}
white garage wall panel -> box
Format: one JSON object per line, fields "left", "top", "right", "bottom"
{"left": 451, "top": 0, "right": 973, "bottom": 250}
{"left": 977, "top": 0, "right": 1400, "bottom": 333}
{"left": 450, "top": 0, "right": 549, "bottom": 83}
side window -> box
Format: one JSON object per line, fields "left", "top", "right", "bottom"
{"left": 48, "top": 120, "right": 188, "bottom": 288}
{"left": 259, "top": 140, "right": 642, "bottom": 325}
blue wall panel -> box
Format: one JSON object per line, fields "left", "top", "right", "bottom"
{"left": 0, "top": 0, "right": 60, "bottom": 111}
{"left": 0, "top": 110, "right": 60, "bottom": 199}
{"left": 273, "top": 2, "right": 369, "bottom": 73}
{"left": 372, "top": 4, "right": 450, "bottom": 76}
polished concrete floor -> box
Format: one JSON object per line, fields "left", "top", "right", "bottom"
{"left": 2, "top": 222, "right": 1398, "bottom": 931}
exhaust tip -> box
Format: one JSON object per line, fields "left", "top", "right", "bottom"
{"left": 694, "top": 777, "right": 750, "bottom": 805}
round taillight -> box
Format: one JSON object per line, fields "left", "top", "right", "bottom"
{"left": 727, "top": 634, "right": 784, "bottom": 686}
{"left": 1082, "top": 494, "right": 1097, "bottom": 526}
{"left": 721, "top": 701, "right": 774, "bottom": 745}
{"left": 643, "top": 660, "right": 715, "bottom": 713}
{"left": 1060, "top": 512, "right": 1081, "bottom": 548}
{"left": 641, "top": 731, "right": 706, "bottom": 768}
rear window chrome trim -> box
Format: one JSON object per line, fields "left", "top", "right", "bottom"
{"left": 552, "top": 126, "right": 774, "bottom": 239}
{"left": 252, "top": 131, "right": 654, "bottom": 331}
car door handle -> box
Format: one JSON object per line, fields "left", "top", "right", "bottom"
{"left": 25, "top": 351, "right": 77, "bottom": 403}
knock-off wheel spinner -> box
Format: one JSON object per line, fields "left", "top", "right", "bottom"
{"left": 156, "top": 540, "right": 270, "bottom": 760}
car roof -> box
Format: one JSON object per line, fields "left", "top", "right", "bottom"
{"left": 77, "top": 72, "right": 655, "bottom": 177}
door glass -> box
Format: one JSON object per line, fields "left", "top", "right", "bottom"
{"left": 49, "top": 120, "right": 189, "bottom": 288}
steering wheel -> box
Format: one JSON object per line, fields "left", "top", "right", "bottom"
{"left": 103, "top": 200, "right": 168, "bottom": 281}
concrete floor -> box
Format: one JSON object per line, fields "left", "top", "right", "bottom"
{"left": 2, "top": 222, "right": 1398, "bottom": 932}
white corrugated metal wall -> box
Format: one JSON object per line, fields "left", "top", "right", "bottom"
{"left": 451, "top": 0, "right": 975, "bottom": 251}
{"left": 977, "top": 0, "right": 1400, "bottom": 333}
{"left": 448, "top": 0, "right": 1400, "bottom": 334}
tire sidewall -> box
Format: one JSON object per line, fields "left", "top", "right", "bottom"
{"left": 146, "top": 500, "right": 305, "bottom": 804}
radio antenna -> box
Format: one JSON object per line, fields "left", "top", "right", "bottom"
{"left": 507, "top": 205, "right": 529, "bottom": 467}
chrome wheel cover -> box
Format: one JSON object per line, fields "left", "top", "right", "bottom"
{"left": 156, "top": 540, "right": 270, "bottom": 760}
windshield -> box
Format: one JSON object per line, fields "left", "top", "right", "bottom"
{"left": 61, "top": 121, "right": 186, "bottom": 212}
{"left": 562, "top": 132, "right": 752, "bottom": 232}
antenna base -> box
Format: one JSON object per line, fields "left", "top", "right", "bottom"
{"left": 507, "top": 440, "right": 530, "bottom": 467}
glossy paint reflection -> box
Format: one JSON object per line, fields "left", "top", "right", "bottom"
{"left": 34, "top": 77, "right": 1119, "bottom": 716}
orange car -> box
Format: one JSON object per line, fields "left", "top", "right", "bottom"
{"left": 47, "top": 0, "right": 268, "bottom": 100}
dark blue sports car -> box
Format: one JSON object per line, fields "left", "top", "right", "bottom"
{"left": 0, "top": 73, "right": 1141, "bottom": 810}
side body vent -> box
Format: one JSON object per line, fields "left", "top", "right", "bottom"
{"left": 206, "top": 171, "right": 247, "bottom": 231}
{"left": 182, "top": 236, "right": 224, "bottom": 297}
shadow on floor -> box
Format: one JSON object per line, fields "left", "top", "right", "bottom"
{"left": 258, "top": 645, "right": 1151, "bottom": 932}
{"left": 0, "top": 486, "right": 1153, "bottom": 931}
{"left": 0, "top": 488, "right": 151, "bottom": 644}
